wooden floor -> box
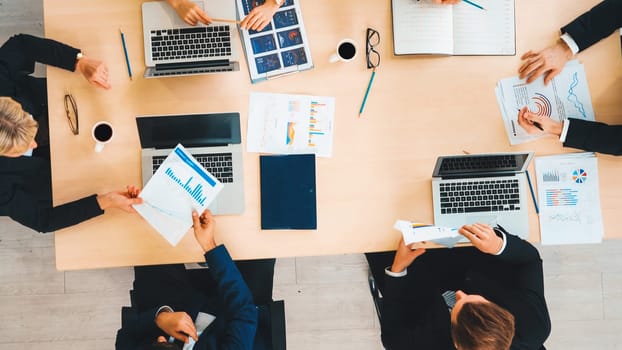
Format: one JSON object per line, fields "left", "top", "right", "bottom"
{"left": 2, "top": 1, "right": 622, "bottom": 348}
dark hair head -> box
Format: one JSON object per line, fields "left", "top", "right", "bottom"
{"left": 451, "top": 301, "right": 515, "bottom": 350}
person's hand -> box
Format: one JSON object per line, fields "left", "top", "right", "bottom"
{"left": 390, "top": 238, "right": 427, "bottom": 273}
{"left": 96, "top": 186, "right": 143, "bottom": 213}
{"left": 167, "top": 0, "right": 212, "bottom": 26}
{"left": 240, "top": 2, "right": 280, "bottom": 31}
{"left": 76, "top": 56, "right": 111, "bottom": 90}
{"left": 459, "top": 223, "right": 503, "bottom": 255}
{"left": 192, "top": 209, "right": 216, "bottom": 252}
{"left": 155, "top": 311, "right": 198, "bottom": 343}
{"left": 517, "top": 107, "right": 563, "bottom": 136}
{"left": 432, "top": 0, "right": 461, "bottom": 4}
{"left": 519, "top": 40, "right": 574, "bottom": 85}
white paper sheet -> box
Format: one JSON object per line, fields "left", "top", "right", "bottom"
{"left": 247, "top": 92, "right": 335, "bottom": 157}
{"left": 452, "top": 0, "right": 515, "bottom": 55}
{"left": 535, "top": 152, "right": 603, "bottom": 245}
{"left": 394, "top": 220, "right": 463, "bottom": 248}
{"left": 496, "top": 60, "right": 595, "bottom": 145}
{"left": 134, "top": 144, "right": 224, "bottom": 246}
{"left": 392, "top": 0, "right": 454, "bottom": 55}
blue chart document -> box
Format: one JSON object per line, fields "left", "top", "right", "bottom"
{"left": 134, "top": 144, "right": 224, "bottom": 246}
{"left": 495, "top": 60, "right": 595, "bottom": 145}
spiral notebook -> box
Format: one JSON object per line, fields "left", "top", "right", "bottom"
{"left": 391, "top": 0, "right": 515, "bottom": 55}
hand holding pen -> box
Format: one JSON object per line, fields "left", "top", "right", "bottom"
{"left": 517, "top": 107, "right": 563, "bottom": 137}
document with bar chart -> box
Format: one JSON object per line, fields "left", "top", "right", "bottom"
{"left": 134, "top": 144, "right": 224, "bottom": 246}
{"left": 534, "top": 152, "right": 603, "bottom": 245}
{"left": 247, "top": 92, "right": 335, "bottom": 157}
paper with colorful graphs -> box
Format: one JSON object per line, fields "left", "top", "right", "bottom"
{"left": 247, "top": 92, "right": 335, "bottom": 157}
{"left": 495, "top": 60, "right": 595, "bottom": 145}
{"left": 134, "top": 144, "right": 223, "bottom": 246}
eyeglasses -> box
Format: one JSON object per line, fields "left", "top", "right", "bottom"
{"left": 366, "top": 28, "right": 380, "bottom": 69}
{"left": 64, "top": 94, "right": 79, "bottom": 135}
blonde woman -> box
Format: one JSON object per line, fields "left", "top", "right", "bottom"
{"left": 0, "top": 34, "right": 140, "bottom": 233}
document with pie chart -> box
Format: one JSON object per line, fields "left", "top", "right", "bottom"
{"left": 535, "top": 152, "right": 603, "bottom": 245}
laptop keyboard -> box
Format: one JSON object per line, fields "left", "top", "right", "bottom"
{"left": 150, "top": 26, "right": 232, "bottom": 61}
{"left": 152, "top": 153, "right": 234, "bottom": 183}
{"left": 439, "top": 179, "right": 520, "bottom": 214}
{"left": 440, "top": 155, "right": 517, "bottom": 172}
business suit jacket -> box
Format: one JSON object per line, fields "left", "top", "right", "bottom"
{"left": 559, "top": 0, "right": 622, "bottom": 155}
{"left": 0, "top": 34, "right": 103, "bottom": 232}
{"left": 115, "top": 245, "right": 259, "bottom": 350}
{"left": 378, "top": 231, "right": 551, "bottom": 350}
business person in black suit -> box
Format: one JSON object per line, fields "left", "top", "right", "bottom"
{"left": 115, "top": 210, "right": 276, "bottom": 350}
{"left": 366, "top": 224, "right": 551, "bottom": 350}
{"left": 516, "top": 0, "right": 622, "bottom": 155}
{"left": 0, "top": 34, "right": 141, "bottom": 232}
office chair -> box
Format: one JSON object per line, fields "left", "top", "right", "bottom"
{"left": 368, "top": 270, "right": 383, "bottom": 323}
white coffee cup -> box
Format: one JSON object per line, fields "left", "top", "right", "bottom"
{"left": 329, "top": 39, "right": 358, "bottom": 63}
{"left": 92, "top": 121, "right": 114, "bottom": 153}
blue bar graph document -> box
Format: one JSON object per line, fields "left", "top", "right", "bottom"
{"left": 134, "top": 144, "right": 224, "bottom": 246}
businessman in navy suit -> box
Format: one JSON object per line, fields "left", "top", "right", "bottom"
{"left": 517, "top": 0, "right": 622, "bottom": 155}
{"left": 115, "top": 209, "right": 275, "bottom": 350}
{"left": 366, "top": 224, "right": 551, "bottom": 350}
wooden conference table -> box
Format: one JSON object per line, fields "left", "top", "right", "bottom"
{"left": 44, "top": 0, "right": 622, "bottom": 270}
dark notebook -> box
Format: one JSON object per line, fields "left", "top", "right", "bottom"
{"left": 260, "top": 154, "right": 317, "bottom": 230}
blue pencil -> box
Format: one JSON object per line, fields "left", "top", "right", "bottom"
{"left": 119, "top": 28, "right": 133, "bottom": 80}
{"left": 525, "top": 170, "right": 539, "bottom": 214}
{"left": 462, "top": 0, "right": 486, "bottom": 11}
{"left": 359, "top": 70, "right": 376, "bottom": 116}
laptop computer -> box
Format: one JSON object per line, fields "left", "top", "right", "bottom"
{"left": 141, "top": 1, "right": 240, "bottom": 78}
{"left": 431, "top": 152, "right": 534, "bottom": 240}
{"left": 136, "top": 113, "right": 244, "bottom": 215}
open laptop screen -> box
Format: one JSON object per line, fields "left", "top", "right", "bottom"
{"left": 136, "top": 113, "right": 241, "bottom": 149}
{"left": 432, "top": 152, "right": 532, "bottom": 178}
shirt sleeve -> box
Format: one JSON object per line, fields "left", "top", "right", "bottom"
{"left": 384, "top": 266, "right": 408, "bottom": 278}
{"left": 560, "top": 33, "right": 580, "bottom": 55}
{"left": 559, "top": 119, "right": 571, "bottom": 143}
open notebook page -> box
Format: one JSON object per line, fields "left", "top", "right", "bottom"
{"left": 392, "top": 0, "right": 454, "bottom": 55}
{"left": 452, "top": 0, "right": 515, "bottom": 55}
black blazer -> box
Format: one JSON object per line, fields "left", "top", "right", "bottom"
{"left": 115, "top": 245, "right": 260, "bottom": 350}
{"left": 380, "top": 231, "right": 551, "bottom": 350}
{"left": 0, "top": 34, "right": 102, "bottom": 232}
{"left": 559, "top": 0, "right": 622, "bottom": 155}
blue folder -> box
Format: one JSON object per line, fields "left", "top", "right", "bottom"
{"left": 260, "top": 154, "right": 317, "bottom": 230}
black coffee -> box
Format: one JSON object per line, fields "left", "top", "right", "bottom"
{"left": 338, "top": 42, "right": 356, "bottom": 60}
{"left": 94, "top": 123, "right": 113, "bottom": 142}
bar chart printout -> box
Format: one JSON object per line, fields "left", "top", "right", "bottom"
{"left": 534, "top": 152, "right": 603, "bottom": 245}
{"left": 134, "top": 144, "right": 224, "bottom": 246}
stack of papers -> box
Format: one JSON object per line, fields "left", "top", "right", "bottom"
{"left": 495, "top": 60, "right": 595, "bottom": 145}
{"left": 535, "top": 152, "right": 603, "bottom": 245}
{"left": 394, "top": 220, "right": 463, "bottom": 248}
{"left": 134, "top": 144, "right": 224, "bottom": 246}
{"left": 247, "top": 92, "right": 335, "bottom": 157}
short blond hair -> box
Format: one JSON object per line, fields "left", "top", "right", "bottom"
{"left": 0, "top": 97, "right": 38, "bottom": 155}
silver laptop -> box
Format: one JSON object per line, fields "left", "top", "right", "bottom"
{"left": 432, "top": 152, "right": 534, "bottom": 240}
{"left": 136, "top": 113, "right": 244, "bottom": 215}
{"left": 141, "top": 1, "right": 240, "bottom": 78}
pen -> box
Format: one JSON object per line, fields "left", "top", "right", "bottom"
{"left": 119, "top": 28, "right": 133, "bottom": 80}
{"left": 462, "top": 0, "right": 486, "bottom": 11}
{"left": 517, "top": 108, "right": 544, "bottom": 131}
{"left": 359, "top": 69, "right": 376, "bottom": 117}
{"left": 525, "top": 170, "right": 539, "bottom": 214}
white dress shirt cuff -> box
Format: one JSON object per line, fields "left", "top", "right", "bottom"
{"left": 384, "top": 266, "right": 408, "bottom": 277}
{"left": 559, "top": 119, "right": 570, "bottom": 143}
{"left": 494, "top": 231, "right": 507, "bottom": 255}
{"left": 155, "top": 305, "right": 174, "bottom": 320}
{"left": 560, "top": 33, "right": 580, "bottom": 55}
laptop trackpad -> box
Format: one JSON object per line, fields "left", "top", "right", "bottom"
{"left": 464, "top": 215, "right": 498, "bottom": 227}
